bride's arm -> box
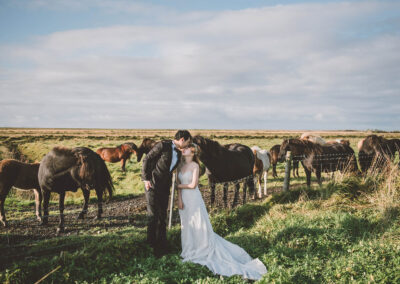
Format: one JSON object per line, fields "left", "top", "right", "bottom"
{"left": 177, "top": 164, "right": 199, "bottom": 189}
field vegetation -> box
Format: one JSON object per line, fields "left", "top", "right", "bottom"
{"left": 0, "top": 128, "right": 399, "bottom": 283}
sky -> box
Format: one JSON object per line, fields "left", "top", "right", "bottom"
{"left": 0, "top": 0, "right": 399, "bottom": 130}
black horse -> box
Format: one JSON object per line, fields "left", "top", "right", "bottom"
{"left": 136, "top": 138, "right": 157, "bottom": 162}
{"left": 192, "top": 136, "right": 255, "bottom": 208}
{"left": 38, "top": 147, "right": 114, "bottom": 234}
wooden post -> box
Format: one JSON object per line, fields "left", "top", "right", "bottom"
{"left": 283, "top": 151, "right": 292, "bottom": 192}
{"left": 168, "top": 172, "right": 176, "bottom": 229}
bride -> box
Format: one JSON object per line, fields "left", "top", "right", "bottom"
{"left": 176, "top": 144, "right": 267, "bottom": 281}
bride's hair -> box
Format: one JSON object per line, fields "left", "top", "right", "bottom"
{"left": 178, "top": 143, "right": 201, "bottom": 168}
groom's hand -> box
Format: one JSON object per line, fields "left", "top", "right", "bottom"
{"left": 144, "top": 180, "right": 153, "bottom": 191}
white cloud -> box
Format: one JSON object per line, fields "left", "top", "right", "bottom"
{"left": 1, "top": 1, "right": 400, "bottom": 129}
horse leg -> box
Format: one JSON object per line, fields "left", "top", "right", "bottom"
{"left": 95, "top": 188, "right": 103, "bottom": 219}
{"left": 316, "top": 168, "right": 322, "bottom": 186}
{"left": 305, "top": 168, "right": 311, "bottom": 188}
{"left": 210, "top": 181, "right": 216, "bottom": 207}
{"left": 257, "top": 173, "right": 262, "bottom": 199}
{"left": 78, "top": 188, "right": 90, "bottom": 219}
{"left": 223, "top": 183, "right": 228, "bottom": 208}
{"left": 242, "top": 181, "right": 247, "bottom": 205}
{"left": 273, "top": 164, "right": 278, "bottom": 178}
{"left": 33, "top": 189, "right": 42, "bottom": 223}
{"left": 41, "top": 190, "right": 51, "bottom": 225}
{"left": 57, "top": 191, "right": 65, "bottom": 235}
{"left": 292, "top": 164, "right": 296, "bottom": 178}
{"left": 232, "top": 183, "right": 240, "bottom": 208}
{"left": 121, "top": 159, "right": 126, "bottom": 172}
{"left": 248, "top": 175, "right": 255, "bottom": 201}
{"left": 263, "top": 170, "right": 268, "bottom": 196}
{"left": 0, "top": 193, "right": 7, "bottom": 227}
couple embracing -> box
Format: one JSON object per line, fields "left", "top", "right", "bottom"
{"left": 141, "top": 130, "right": 267, "bottom": 280}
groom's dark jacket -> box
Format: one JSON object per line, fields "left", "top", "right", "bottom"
{"left": 141, "top": 140, "right": 181, "bottom": 187}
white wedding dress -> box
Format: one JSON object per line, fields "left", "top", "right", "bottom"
{"left": 178, "top": 170, "right": 267, "bottom": 280}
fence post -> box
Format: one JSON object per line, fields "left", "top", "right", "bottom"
{"left": 168, "top": 172, "right": 176, "bottom": 229}
{"left": 283, "top": 151, "right": 292, "bottom": 192}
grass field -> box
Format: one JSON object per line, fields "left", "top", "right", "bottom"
{"left": 1, "top": 128, "right": 399, "bottom": 283}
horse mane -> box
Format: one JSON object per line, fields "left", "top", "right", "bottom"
{"left": 53, "top": 146, "right": 74, "bottom": 156}
{"left": 122, "top": 142, "right": 138, "bottom": 151}
{"left": 194, "top": 135, "right": 223, "bottom": 152}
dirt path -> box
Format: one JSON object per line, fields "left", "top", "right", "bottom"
{"left": 0, "top": 185, "right": 286, "bottom": 246}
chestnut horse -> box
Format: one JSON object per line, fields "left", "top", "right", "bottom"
{"left": 278, "top": 139, "right": 359, "bottom": 187}
{"left": 136, "top": 138, "right": 157, "bottom": 162}
{"left": 270, "top": 144, "right": 299, "bottom": 178}
{"left": 0, "top": 159, "right": 41, "bottom": 227}
{"left": 96, "top": 143, "right": 137, "bottom": 171}
{"left": 39, "top": 147, "right": 114, "bottom": 234}
{"left": 193, "top": 136, "right": 255, "bottom": 208}
{"left": 251, "top": 146, "right": 271, "bottom": 198}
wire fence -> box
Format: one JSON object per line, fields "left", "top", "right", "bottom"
{"left": 2, "top": 151, "right": 398, "bottom": 262}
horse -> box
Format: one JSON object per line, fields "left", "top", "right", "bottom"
{"left": 300, "top": 132, "right": 327, "bottom": 145}
{"left": 326, "top": 139, "right": 350, "bottom": 146}
{"left": 39, "top": 147, "right": 114, "bottom": 234}
{"left": 269, "top": 145, "right": 281, "bottom": 178}
{"left": 136, "top": 138, "right": 157, "bottom": 162}
{"left": 271, "top": 144, "right": 300, "bottom": 178}
{"left": 192, "top": 136, "right": 255, "bottom": 208}
{"left": 357, "top": 138, "right": 374, "bottom": 173}
{"left": 0, "top": 159, "right": 41, "bottom": 227}
{"left": 96, "top": 143, "right": 138, "bottom": 171}
{"left": 358, "top": 135, "right": 398, "bottom": 170}
{"left": 251, "top": 146, "right": 271, "bottom": 198}
{"left": 278, "top": 139, "right": 359, "bottom": 187}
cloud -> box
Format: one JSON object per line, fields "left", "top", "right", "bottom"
{"left": 1, "top": 1, "right": 400, "bottom": 129}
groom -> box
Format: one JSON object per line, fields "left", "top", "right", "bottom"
{"left": 141, "top": 130, "right": 192, "bottom": 256}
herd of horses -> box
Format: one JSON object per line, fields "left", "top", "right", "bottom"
{"left": 0, "top": 133, "right": 399, "bottom": 234}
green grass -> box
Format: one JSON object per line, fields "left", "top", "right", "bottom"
{"left": 1, "top": 130, "right": 400, "bottom": 283}
{"left": 2, "top": 173, "right": 400, "bottom": 283}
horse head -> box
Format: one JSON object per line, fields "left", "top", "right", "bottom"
{"left": 122, "top": 143, "right": 137, "bottom": 154}
{"left": 361, "top": 135, "right": 386, "bottom": 155}
{"left": 278, "top": 140, "right": 290, "bottom": 162}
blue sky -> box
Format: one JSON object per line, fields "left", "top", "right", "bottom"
{"left": 0, "top": 0, "right": 399, "bottom": 130}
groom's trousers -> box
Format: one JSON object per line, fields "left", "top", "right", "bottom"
{"left": 145, "top": 181, "right": 171, "bottom": 252}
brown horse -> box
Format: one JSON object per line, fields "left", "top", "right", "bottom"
{"left": 269, "top": 145, "right": 280, "bottom": 178}
{"left": 96, "top": 143, "right": 137, "bottom": 171}
{"left": 39, "top": 147, "right": 114, "bottom": 234}
{"left": 0, "top": 159, "right": 41, "bottom": 227}
{"left": 271, "top": 144, "right": 300, "bottom": 178}
{"left": 358, "top": 135, "right": 399, "bottom": 170}
{"left": 278, "top": 139, "right": 359, "bottom": 187}
{"left": 136, "top": 138, "right": 157, "bottom": 162}
{"left": 193, "top": 136, "right": 255, "bottom": 208}
{"left": 357, "top": 138, "right": 374, "bottom": 173}
{"left": 251, "top": 146, "right": 271, "bottom": 198}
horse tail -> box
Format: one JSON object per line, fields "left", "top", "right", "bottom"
{"left": 75, "top": 148, "right": 114, "bottom": 199}
{"left": 95, "top": 154, "right": 114, "bottom": 200}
